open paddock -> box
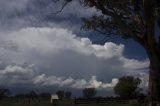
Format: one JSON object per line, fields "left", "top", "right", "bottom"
{"left": 0, "top": 98, "right": 144, "bottom": 106}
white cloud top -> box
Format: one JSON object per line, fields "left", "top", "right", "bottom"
{"left": 0, "top": 27, "right": 149, "bottom": 91}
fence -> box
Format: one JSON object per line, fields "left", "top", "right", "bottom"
{"left": 74, "top": 97, "right": 129, "bottom": 105}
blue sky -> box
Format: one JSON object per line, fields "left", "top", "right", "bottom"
{"left": 0, "top": 0, "right": 149, "bottom": 96}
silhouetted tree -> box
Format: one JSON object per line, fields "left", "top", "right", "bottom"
{"left": 0, "top": 87, "right": 9, "bottom": 100}
{"left": 82, "top": 88, "right": 97, "bottom": 98}
{"left": 114, "top": 76, "right": 141, "bottom": 99}
{"left": 26, "top": 91, "right": 38, "bottom": 99}
{"left": 54, "top": 0, "right": 160, "bottom": 105}
{"left": 65, "top": 91, "right": 72, "bottom": 99}
{"left": 39, "top": 92, "right": 51, "bottom": 99}
{"left": 15, "top": 94, "right": 26, "bottom": 98}
{"left": 56, "top": 90, "right": 65, "bottom": 99}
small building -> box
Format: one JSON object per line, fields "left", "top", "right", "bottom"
{"left": 50, "top": 94, "right": 59, "bottom": 103}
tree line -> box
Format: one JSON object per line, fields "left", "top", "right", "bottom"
{"left": 0, "top": 76, "right": 146, "bottom": 101}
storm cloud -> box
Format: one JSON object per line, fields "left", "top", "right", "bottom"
{"left": 0, "top": 0, "right": 149, "bottom": 94}
{"left": 0, "top": 27, "right": 149, "bottom": 91}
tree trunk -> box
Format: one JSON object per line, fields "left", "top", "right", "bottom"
{"left": 143, "top": 0, "right": 160, "bottom": 105}
{"left": 146, "top": 46, "right": 160, "bottom": 106}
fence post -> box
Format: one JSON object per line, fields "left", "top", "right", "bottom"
{"left": 97, "top": 98, "right": 99, "bottom": 104}
{"left": 74, "top": 97, "right": 76, "bottom": 106}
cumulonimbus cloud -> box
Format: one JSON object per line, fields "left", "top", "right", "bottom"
{"left": 0, "top": 27, "right": 149, "bottom": 91}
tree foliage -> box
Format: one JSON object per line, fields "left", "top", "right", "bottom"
{"left": 56, "top": 90, "right": 72, "bottom": 99}
{"left": 82, "top": 88, "right": 97, "bottom": 98}
{"left": 65, "top": 91, "right": 72, "bottom": 99}
{"left": 56, "top": 90, "right": 65, "bottom": 99}
{"left": 26, "top": 91, "right": 38, "bottom": 99}
{"left": 39, "top": 92, "right": 51, "bottom": 99}
{"left": 114, "top": 76, "right": 142, "bottom": 98}
{"left": 0, "top": 87, "right": 10, "bottom": 100}
{"left": 80, "top": 0, "right": 159, "bottom": 43}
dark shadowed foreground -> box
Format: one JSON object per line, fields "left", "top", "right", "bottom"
{"left": 0, "top": 97, "right": 145, "bottom": 106}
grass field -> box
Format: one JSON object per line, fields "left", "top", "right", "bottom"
{"left": 0, "top": 98, "right": 51, "bottom": 106}
{"left": 0, "top": 98, "right": 144, "bottom": 106}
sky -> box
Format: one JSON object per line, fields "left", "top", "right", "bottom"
{"left": 0, "top": 0, "right": 149, "bottom": 96}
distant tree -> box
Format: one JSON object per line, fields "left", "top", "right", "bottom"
{"left": 0, "top": 87, "right": 10, "bottom": 100}
{"left": 39, "top": 92, "right": 51, "bottom": 99}
{"left": 82, "top": 88, "right": 97, "bottom": 98}
{"left": 114, "top": 76, "right": 141, "bottom": 99}
{"left": 15, "top": 94, "right": 26, "bottom": 98}
{"left": 26, "top": 91, "right": 38, "bottom": 99}
{"left": 56, "top": 90, "right": 65, "bottom": 99}
{"left": 65, "top": 91, "right": 72, "bottom": 99}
